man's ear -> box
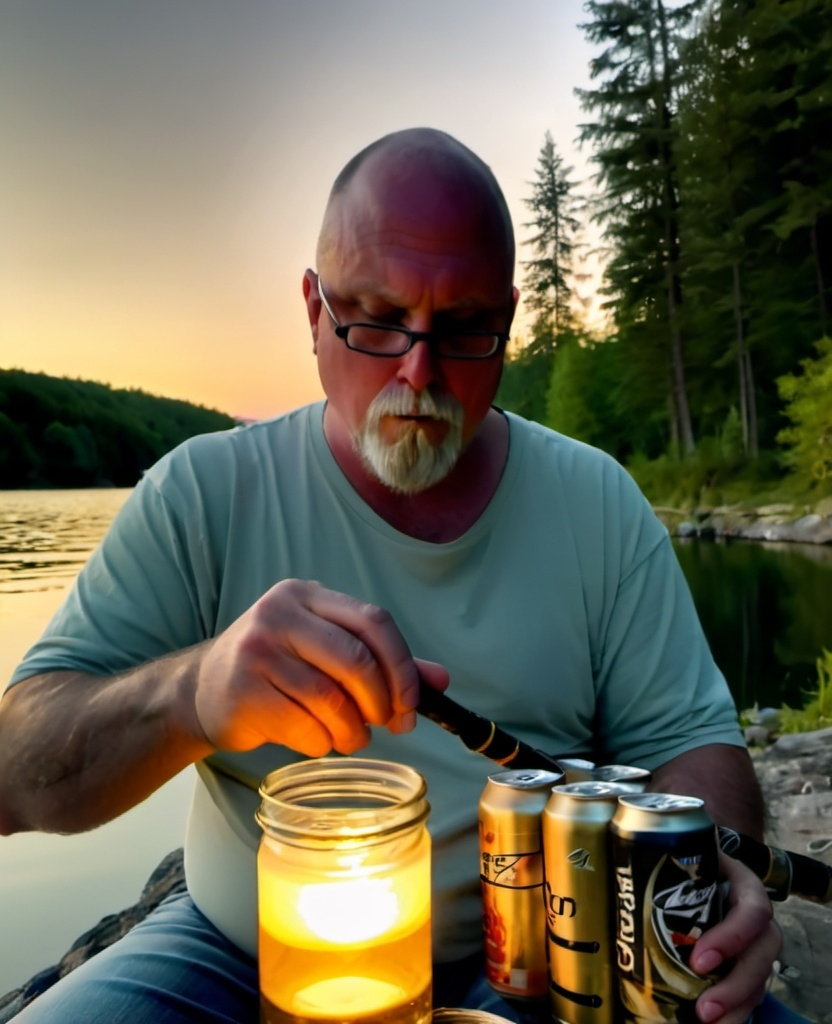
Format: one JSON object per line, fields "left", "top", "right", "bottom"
{"left": 303, "top": 269, "right": 320, "bottom": 352}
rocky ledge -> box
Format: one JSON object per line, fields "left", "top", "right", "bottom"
{"left": 1, "top": 734, "right": 830, "bottom": 1023}
{"left": 655, "top": 499, "right": 832, "bottom": 546}
{"left": 753, "top": 726, "right": 832, "bottom": 1023}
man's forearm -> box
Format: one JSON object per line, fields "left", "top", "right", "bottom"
{"left": 0, "top": 651, "right": 214, "bottom": 836}
{"left": 649, "top": 743, "right": 765, "bottom": 841}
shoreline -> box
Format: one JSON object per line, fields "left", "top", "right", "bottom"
{"left": 655, "top": 499, "right": 832, "bottom": 546}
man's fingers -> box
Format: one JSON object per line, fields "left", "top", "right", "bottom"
{"left": 267, "top": 650, "right": 379, "bottom": 753}
{"left": 198, "top": 579, "right": 443, "bottom": 754}
{"left": 295, "top": 581, "right": 423, "bottom": 718}
{"left": 691, "top": 853, "right": 780, "bottom": 1024}
{"left": 383, "top": 658, "right": 452, "bottom": 734}
{"left": 691, "top": 853, "right": 776, "bottom": 971}
{"left": 414, "top": 658, "right": 451, "bottom": 693}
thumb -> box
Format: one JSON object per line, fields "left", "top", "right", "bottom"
{"left": 414, "top": 658, "right": 451, "bottom": 695}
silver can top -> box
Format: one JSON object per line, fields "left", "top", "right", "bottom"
{"left": 593, "top": 764, "right": 652, "bottom": 783}
{"left": 612, "top": 791, "right": 713, "bottom": 834}
{"left": 557, "top": 780, "right": 634, "bottom": 799}
{"left": 486, "top": 768, "right": 562, "bottom": 790}
{"left": 620, "top": 793, "right": 704, "bottom": 812}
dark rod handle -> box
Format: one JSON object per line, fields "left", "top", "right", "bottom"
{"left": 416, "top": 684, "right": 565, "bottom": 775}
{"left": 415, "top": 684, "right": 832, "bottom": 905}
{"left": 717, "top": 826, "right": 832, "bottom": 904}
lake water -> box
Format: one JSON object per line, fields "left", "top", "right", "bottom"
{"left": 674, "top": 536, "right": 832, "bottom": 712}
{"left": 0, "top": 489, "right": 194, "bottom": 996}
{"left": 1, "top": 489, "right": 831, "bottom": 997}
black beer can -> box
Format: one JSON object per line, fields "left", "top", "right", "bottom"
{"left": 479, "top": 767, "right": 563, "bottom": 1003}
{"left": 610, "top": 793, "right": 723, "bottom": 1023}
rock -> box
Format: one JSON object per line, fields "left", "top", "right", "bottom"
{"left": 770, "top": 899, "right": 832, "bottom": 1022}
{"left": 655, "top": 503, "right": 832, "bottom": 545}
{"left": 764, "top": 726, "right": 832, "bottom": 758}
{"left": 745, "top": 724, "right": 773, "bottom": 748}
{"left": 752, "top": 735, "right": 832, "bottom": 1023}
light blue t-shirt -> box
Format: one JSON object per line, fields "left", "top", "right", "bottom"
{"left": 10, "top": 402, "right": 743, "bottom": 960}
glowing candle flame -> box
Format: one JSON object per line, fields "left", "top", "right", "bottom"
{"left": 297, "top": 878, "right": 399, "bottom": 943}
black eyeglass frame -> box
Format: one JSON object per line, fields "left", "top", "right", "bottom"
{"left": 317, "top": 277, "right": 510, "bottom": 360}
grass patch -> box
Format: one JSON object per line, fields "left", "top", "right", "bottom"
{"left": 779, "top": 648, "right": 832, "bottom": 734}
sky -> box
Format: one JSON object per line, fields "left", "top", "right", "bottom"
{"left": 1, "top": 0, "right": 601, "bottom": 421}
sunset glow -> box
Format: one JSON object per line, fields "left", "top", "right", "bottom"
{"left": 2, "top": 0, "right": 597, "bottom": 421}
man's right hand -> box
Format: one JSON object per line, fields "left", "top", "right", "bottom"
{"left": 192, "top": 578, "right": 449, "bottom": 756}
{"left": 0, "top": 579, "right": 448, "bottom": 835}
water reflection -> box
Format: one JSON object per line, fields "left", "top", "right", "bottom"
{"left": 0, "top": 489, "right": 131, "bottom": 593}
{"left": 674, "top": 538, "right": 832, "bottom": 712}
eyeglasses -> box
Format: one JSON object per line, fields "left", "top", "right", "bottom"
{"left": 317, "top": 278, "right": 509, "bottom": 359}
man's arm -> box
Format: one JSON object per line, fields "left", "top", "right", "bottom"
{"left": 0, "top": 657, "right": 212, "bottom": 835}
{"left": 0, "top": 579, "right": 447, "bottom": 836}
{"left": 649, "top": 742, "right": 766, "bottom": 840}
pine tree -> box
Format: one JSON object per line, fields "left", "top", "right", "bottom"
{"left": 498, "top": 133, "right": 584, "bottom": 424}
{"left": 578, "top": 0, "right": 705, "bottom": 457}
{"left": 522, "top": 132, "right": 583, "bottom": 340}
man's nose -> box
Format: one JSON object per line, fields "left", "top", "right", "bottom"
{"left": 395, "top": 339, "right": 441, "bottom": 393}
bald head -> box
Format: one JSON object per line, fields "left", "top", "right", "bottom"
{"left": 316, "top": 128, "right": 515, "bottom": 283}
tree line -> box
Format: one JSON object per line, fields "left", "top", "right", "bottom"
{"left": 0, "top": 369, "right": 238, "bottom": 489}
{"left": 497, "top": 0, "right": 832, "bottom": 505}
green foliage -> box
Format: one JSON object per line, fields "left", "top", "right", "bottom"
{"left": 496, "top": 341, "right": 555, "bottom": 424}
{"left": 776, "top": 337, "right": 832, "bottom": 493}
{"left": 0, "top": 369, "right": 238, "bottom": 489}
{"left": 578, "top": 0, "right": 704, "bottom": 456}
{"left": 626, "top": 434, "right": 781, "bottom": 509}
{"left": 545, "top": 332, "right": 635, "bottom": 459}
{"left": 570, "top": 0, "right": 832, "bottom": 472}
{"left": 779, "top": 648, "right": 832, "bottom": 733}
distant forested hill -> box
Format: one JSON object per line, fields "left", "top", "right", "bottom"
{"left": 0, "top": 369, "right": 239, "bottom": 488}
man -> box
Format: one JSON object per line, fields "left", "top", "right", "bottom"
{"left": 0, "top": 128, "right": 784, "bottom": 1024}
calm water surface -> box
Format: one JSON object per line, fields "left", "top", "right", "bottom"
{"left": 0, "top": 489, "right": 193, "bottom": 997}
{"left": 1, "top": 491, "right": 831, "bottom": 995}
{"left": 674, "top": 537, "right": 832, "bottom": 711}
{"left": 0, "top": 488, "right": 132, "bottom": 593}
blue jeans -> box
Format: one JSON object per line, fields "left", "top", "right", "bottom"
{"left": 7, "top": 891, "right": 809, "bottom": 1024}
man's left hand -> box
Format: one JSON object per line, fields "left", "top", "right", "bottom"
{"left": 691, "top": 852, "right": 780, "bottom": 1024}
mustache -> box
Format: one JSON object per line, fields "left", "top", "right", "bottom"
{"left": 368, "top": 385, "right": 464, "bottom": 425}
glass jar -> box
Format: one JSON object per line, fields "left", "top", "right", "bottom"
{"left": 256, "top": 757, "right": 432, "bottom": 1024}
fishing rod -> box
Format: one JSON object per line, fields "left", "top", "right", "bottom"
{"left": 416, "top": 682, "right": 566, "bottom": 775}
{"left": 416, "top": 684, "right": 832, "bottom": 904}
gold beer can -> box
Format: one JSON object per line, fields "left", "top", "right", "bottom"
{"left": 556, "top": 759, "right": 596, "bottom": 785}
{"left": 591, "top": 765, "right": 651, "bottom": 793}
{"left": 542, "top": 781, "right": 632, "bottom": 1024}
{"left": 479, "top": 768, "right": 563, "bottom": 1005}
{"left": 610, "top": 793, "right": 723, "bottom": 1023}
